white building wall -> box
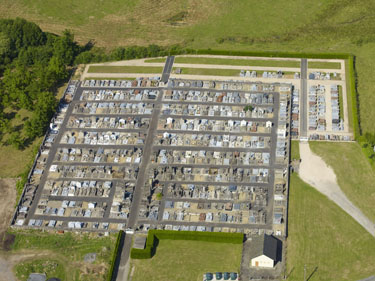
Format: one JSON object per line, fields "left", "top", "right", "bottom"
{"left": 251, "top": 255, "right": 274, "bottom": 268}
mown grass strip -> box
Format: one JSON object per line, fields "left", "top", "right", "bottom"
{"left": 308, "top": 61, "right": 341, "bottom": 69}
{"left": 84, "top": 77, "right": 137, "bottom": 80}
{"left": 88, "top": 66, "right": 163, "bottom": 74}
{"left": 174, "top": 67, "right": 240, "bottom": 76}
{"left": 338, "top": 85, "right": 344, "bottom": 120}
{"left": 144, "top": 58, "right": 166, "bottom": 63}
{"left": 172, "top": 57, "right": 300, "bottom": 68}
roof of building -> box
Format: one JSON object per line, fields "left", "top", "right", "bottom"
{"left": 133, "top": 235, "right": 147, "bottom": 249}
{"left": 250, "top": 234, "right": 278, "bottom": 261}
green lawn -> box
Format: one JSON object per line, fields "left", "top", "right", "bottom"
{"left": 87, "top": 66, "right": 163, "bottom": 74}
{"left": 307, "top": 61, "right": 341, "bottom": 69}
{"left": 10, "top": 230, "right": 117, "bottom": 281}
{"left": 309, "top": 142, "right": 375, "bottom": 221}
{"left": 287, "top": 173, "right": 375, "bottom": 281}
{"left": 150, "top": 57, "right": 300, "bottom": 68}
{"left": 131, "top": 240, "right": 242, "bottom": 281}
{"left": 175, "top": 67, "right": 240, "bottom": 76}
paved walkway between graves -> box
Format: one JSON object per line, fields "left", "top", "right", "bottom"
{"left": 299, "top": 142, "right": 375, "bottom": 237}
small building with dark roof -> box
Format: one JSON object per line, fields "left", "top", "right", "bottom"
{"left": 249, "top": 234, "right": 279, "bottom": 268}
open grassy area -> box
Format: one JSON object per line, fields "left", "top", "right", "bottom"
{"left": 88, "top": 66, "right": 163, "bottom": 74}
{"left": 0, "top": 138, "right": 42, "bottom": 178}
{"left": 1, "top": 1, "right": 375, "bottom": 133}
{"left": 307, "top": 61, "right": 341, "bottom": 69}
{"left": 175, "top": 67, "right": 239, "bottom": 76}
{"left": 150, "top": 57, "right": 300, "bottom": 67}
{"left": 9, "top": 229, "right": 117, "bottom": 281}
{"left": 287, "top": 173, "right": 375, "bottom": 281}
{"left": 309, "top": 142, "right": 375, "bottom": 221}
{"left": 130, "top": 239, "right": 242, "bottom": 281}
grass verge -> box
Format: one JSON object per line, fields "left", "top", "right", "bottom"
{"left": 144, "top": 58, "right": 166, "bottom": 63}
{"left": 174, "top": 67, "right": 239, "bottom": 76}
{"left": 172, "top": 57, "right": 300, "bottom": 68}
{"left": 290, "top": 140, "right": 300, "bottom": 160}
{"left": 338, "top": 85, "right": 344, "bottom": 120}
{"left": 307, "top": 61, "right": 341, "bottom": 69}
{"left": 84, "top": 77, "right": 136, "bottom": 80}
{"left": 286, "top": 173, "right": 375, "bottom": 281}
{"left": 87, "top": 66, "right": 163, "bottom": 74}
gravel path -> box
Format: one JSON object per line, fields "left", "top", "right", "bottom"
{"left": 0, "top": 256, "right": 15, "bottom": 281}
{"left": 299, "top": 142, "right": 375, "bottom": 237}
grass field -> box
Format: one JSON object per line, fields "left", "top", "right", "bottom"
{"left": 1, "top": 0, "right": 375, "bottom": 132}
{"left": 307, "top": 61, "right": 341, "bottom": 69}
{"left": 130, "top": 239, "right": 242, "bottom": 281}
{"left": 309, "top": 142, "right": 375, "bottom": 221}
{"left": 0, "top": 137, "right": 42, "bottom": 178}
{"left": 286, "top": 173, "right": 375, "bottom": 281}
{"left": 150, "top": 57, "right": 300, "bottom": 68}
{"left": 175, "top": 67, "right": 240, "bottom": 76}
{"left": 9, "top": 229, "right": 117, "bottom": 281}
{"left": 88, "top": 66, "right": 163, "bottom": 74}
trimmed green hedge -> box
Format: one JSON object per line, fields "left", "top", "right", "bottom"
{"left": 348, "top": 55, "right": 361, "bottom": 139}
{"left": 107, "top": 231, "right": 124, "bottom": 281}
{"left": 130, "top": 230, "right": 244, "bottom": 259}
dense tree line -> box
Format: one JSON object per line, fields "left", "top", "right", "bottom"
{"left": 0, "top": 18, "right": 80, "bottom": 148}
{"left": 0, "top": 18, "right": 186, "bottom": 150}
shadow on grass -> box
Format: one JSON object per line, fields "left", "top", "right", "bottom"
{"left": 307, "top": 266, "right": 318, "bottom": 281}
{"left": 110, "top": 232, "right": 125, "bottom": 281}
{"left": 151, "top": 236, "right": 160, "bottom": 258}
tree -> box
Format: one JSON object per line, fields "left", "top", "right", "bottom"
{"left": 244, "top": 105, "right": 254, "bottom": 112}
{"left": 48, "top": 56, "right": 68, "bottom": 81}
{"left": 0, "top": 32, "right": 10, "bottom": 57}
{"left": 25, "top": 91, "right": 57, "bottom": 139}
{"left": 53, "top": 30, "right": 78, "bottom": 65}
{"left": 7, "top": 131, "right": 24, "bottom": 150}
